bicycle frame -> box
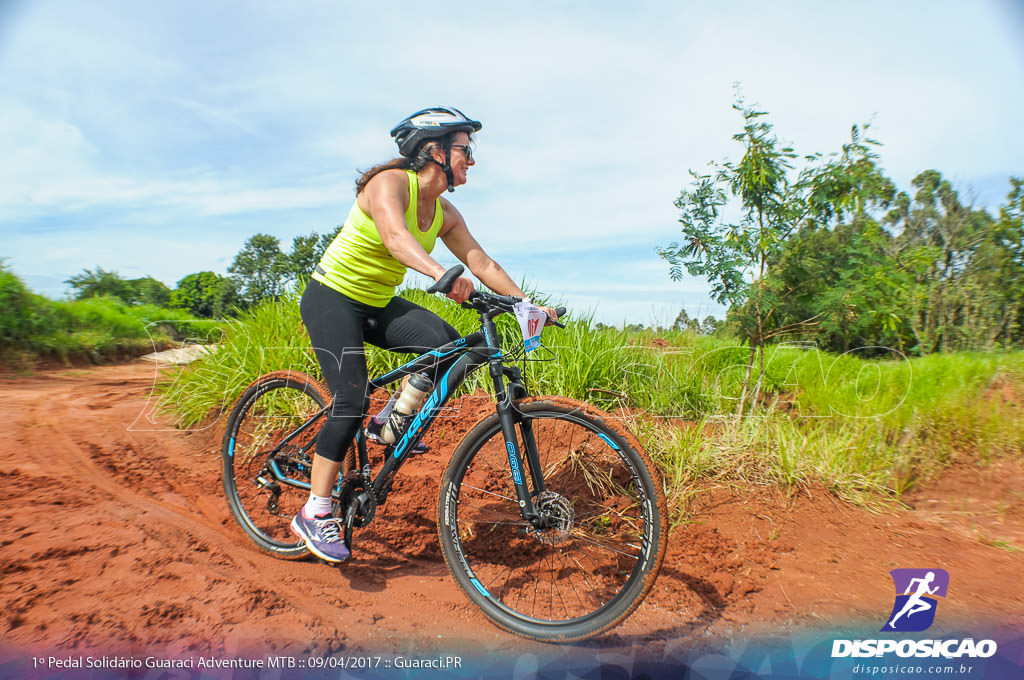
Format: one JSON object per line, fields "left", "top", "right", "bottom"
{"left": 264, "top": 307, "right": 550, "bottom": 527}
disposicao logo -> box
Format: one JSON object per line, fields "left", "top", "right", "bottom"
{"left": 882, "top": 568, "right": 949, "bottom": 632}
{"left": 831, "top": 568, "right": 998, "bottom": 660}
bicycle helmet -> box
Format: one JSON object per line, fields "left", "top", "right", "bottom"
{"left": 390, "top": 107, "right": 482, "bottom": 192}
{"left": 390, "top": 106, "right": 482, "bottom": 157}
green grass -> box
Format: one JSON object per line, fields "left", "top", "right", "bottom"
{"left": 642, "top": 346, "right": 1024, "bottom": 519}
{"left": 1, "top": 263, "right": 198, "bottom": 369}
{"left": 155, "top": 287, "right": 1024, "bottom": 517}
{"left": 159, "top": 287, "right": 677, "bottom": 427}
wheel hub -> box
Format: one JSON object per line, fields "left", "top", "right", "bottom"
{"left": 530, "top": 491, "right": 574, "bottom": 545}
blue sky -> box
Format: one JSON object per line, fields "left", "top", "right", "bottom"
{"left": 2, "top": 0, "right": 1022, "bottom": 326}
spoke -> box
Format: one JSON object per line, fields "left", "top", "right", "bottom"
{"left": 512, "top": 558, "right": 526, "bottom": 613}
{"left": 544, "top": 547, "right": 561, "bottom": 619}
{"left": 554, "top": 548, "right": 589, "bottom": 615}
{"left": 475, "top": 431, "right": 513, "bottom": 487}
{"left": 466, "top": 519, "right": 529, "bottom": 528}
{"left": 530, "top": 538, "right": 543, "bottom": 618}
{"left": 459, "top": 483, "right": 518, "bottom": 504}
{"left": 491, "top": 562, "right": 516, "bottom": 605}
{"left": 567, "top": 529, "right": 642, "bottom": 559}
{"left": 462, "top": 516, "right": 528, "bottom": 529}
{"left": 571, "top": 537, "right": 613, "bottom": 591}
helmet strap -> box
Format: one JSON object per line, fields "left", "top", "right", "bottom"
{"left": 419, "top": 139, "right": 456, "bottom": 192}
{"left": 443, "top": 144, "right": 455, "bottom": 193}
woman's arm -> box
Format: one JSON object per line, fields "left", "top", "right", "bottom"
{"left": 361, "top": 170, "right": 446, "bottom": 280}
{"left": 360, "top": 171, "right": 474, "bottom": 302}
{"left": 440, "top": 200, "right": 558, "bottom": 321}
{"left": 439, "top": 200, "right": 524, "bottom": 296}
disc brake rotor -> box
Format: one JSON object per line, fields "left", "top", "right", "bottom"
{"left": 530, "top": 491, "right": 574, "bottom": 545}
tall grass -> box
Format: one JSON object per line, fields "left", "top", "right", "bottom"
{"left": 159, "top": 288, "right": 669, "bottom": 426}
{"left": 158, "top": 287, "right": 1024, "bottom": 515}
{"left": 1, "top": 263, "right": 196, "bottom": 368}
{"left": 643, "top": 345, "right": 1024, "bottom": 518}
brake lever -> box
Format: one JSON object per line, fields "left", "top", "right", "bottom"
{"left": 460, "top": 290, "right": 483, "bottom": 311}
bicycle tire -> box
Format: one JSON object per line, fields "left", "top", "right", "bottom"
{"left": 438, "top": 396, "right": 668, "bottom": 642}
{"left": 221, "top": 370, "right": 353, "bottom": 558}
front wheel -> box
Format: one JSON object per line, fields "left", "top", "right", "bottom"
{"left": 438, "top": 397, "right": 668, "bottom": 642}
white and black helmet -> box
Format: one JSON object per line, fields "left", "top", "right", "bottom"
{"left": 390, "top": 106, "right": 482, "bottom": 157}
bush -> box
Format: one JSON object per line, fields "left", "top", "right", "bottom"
{"left": 0, "top": 262, "right": 197, "bottom": 368}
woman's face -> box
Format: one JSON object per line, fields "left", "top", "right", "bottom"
{"left": 437, "top": 131, "right": 475, "bottom": 186}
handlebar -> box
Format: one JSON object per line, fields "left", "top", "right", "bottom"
{"left": 425, "top": 265, "right": 465, "bottom": 295}
{"left": 426, "top": 265, "right": 565, "bottom": 328}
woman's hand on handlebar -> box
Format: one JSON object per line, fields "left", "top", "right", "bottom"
{"left": 539, "top": 305, "right": 560, "bottom": 326}
{"left": 445, "top": 276, "right": 475, "bottom": 304}
{"left": 429, "top": 266, "right": 562, "bottom": 325}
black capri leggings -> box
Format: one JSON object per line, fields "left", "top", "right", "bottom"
{"left": 300, "top": 278, "right": 461, "bottom": 462}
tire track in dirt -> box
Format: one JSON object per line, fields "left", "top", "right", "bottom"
{"left": 1, "top": 365, "right": 515, "bottom": 656}
{"left": 2, "top": 362, "right": 1023, "bottom": 659}
{"left": 3, "top": 370, "right": 372, "bottom": 654}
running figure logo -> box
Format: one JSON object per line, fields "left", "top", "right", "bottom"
{"left": 882, "top": 568, "right": 950, "bottom": 632}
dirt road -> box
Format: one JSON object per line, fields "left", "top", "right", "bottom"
{"left": 1, "top": 362, "right": 1022, "bottom": 663}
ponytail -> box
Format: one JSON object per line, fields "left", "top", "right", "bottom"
{"left": 354, "top": 157, "right": 413, "bottom": 195}
{"left": 354, "top": 141, "right": 441, "bottom": 195}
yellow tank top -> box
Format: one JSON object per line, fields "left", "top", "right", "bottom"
{"left": 312, "top": 170, "right": 443, "bottom": 307}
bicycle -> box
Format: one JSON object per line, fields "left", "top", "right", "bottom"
{"left": 220, "top": 265, "right": 668, "bottom": 642}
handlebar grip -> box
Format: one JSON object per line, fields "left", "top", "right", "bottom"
{"left": 426, "top": 265, "right": 465, "bottom": 295}
{"left": 548, "top": 307, "right": 567, "bottom": 329}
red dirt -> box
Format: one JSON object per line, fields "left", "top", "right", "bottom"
{"left": 1, "top": 362, "right": 1022, "bottom": 660}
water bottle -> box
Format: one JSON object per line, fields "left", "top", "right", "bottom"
{"left": 381, "top": 373, "right": 434, "bottom": 444}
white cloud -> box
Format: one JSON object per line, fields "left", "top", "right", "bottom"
{"left": 1, "top": 0, "right": 1021, "bottom": 323}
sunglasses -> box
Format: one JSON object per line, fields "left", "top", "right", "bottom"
{"left": 450, "top": 144, "right": 474, "bottom": 162}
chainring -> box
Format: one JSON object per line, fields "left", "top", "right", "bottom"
{"left": 338, "top": 471, "right": 377, "bottom": 528}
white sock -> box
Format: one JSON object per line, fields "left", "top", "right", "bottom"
{"left": 303, "top": 494, "right": 333, "bottom": 519}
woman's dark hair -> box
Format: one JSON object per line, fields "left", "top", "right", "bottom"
{"left": 354, "top": 150, "right": 431, "bottom": 195}
{"left": 353, "top": 133, "right": 472, "bottom": 195}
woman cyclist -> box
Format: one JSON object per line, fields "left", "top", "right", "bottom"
{"left": 293, "top": 107, "right": 557, "bottom": 562}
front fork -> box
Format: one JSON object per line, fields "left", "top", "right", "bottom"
{"left": 490, "top": 359, "right": 548, "bottom": 528}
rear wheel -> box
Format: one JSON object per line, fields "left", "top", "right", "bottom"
{"left": 221, "top": 371, "right": 353, "bottom": 558}
{"left": 438, "top": 397, "right": 668, "bottom": 642}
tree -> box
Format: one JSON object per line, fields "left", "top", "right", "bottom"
{"left": 129, "top": 276, "right": 173, "bottom": 307}
{"left": 228, "top": 234, "right": 290, "bottom": 307}
{"left": 285, "top": 226, "right": 341, "bottom": 284}
{"left": 758, "top": 217, "right": 908, "bottom": 354}
{"left": 65, "top": 267, "right": 172, "bottom": 306}
{"left": 65, "top": 266, "right": 135, "bottom": 301}
{"left": 885, "top": 171, "right": 1011, "bottom": 353}
{"left": 660, "top": 94, "right": 888, "bottom": 416}
{"left": 987, "top": 177, "right": 1024, "bottom": 347}
{"left": 0, "top": 259, "right": 37, "bottom": 345}
{"left": 700, "top": 316, "right": 720, "bottom": 336}
{"left": 228, "top": 227, "right": 342, "bottom": 307}
{"left": 672, "top": 308, "right": 701, "bottom": 333}
{"left": 172, "top": 271, "right": 238, "bottom": 318}
{"left": 756, "top": 173, "right": 1024, "bottom": 355}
